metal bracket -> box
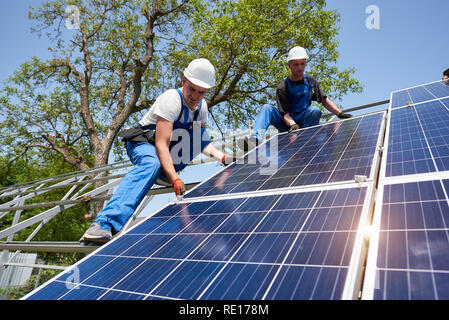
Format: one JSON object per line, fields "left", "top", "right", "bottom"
{"left": 378, "top": 146, "right": 384, "bottom": 157}
{"left": 406, "top": 100, "right": 414, "bottom": 109}
{"left": 354, "top": 175, "right": 368, "bottom": 189}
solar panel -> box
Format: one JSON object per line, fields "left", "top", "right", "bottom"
{"left": 22, "top": 104, "right": 389, "bottom": 301}
{"left": 24, "top": 184, "right": 373, "bottom": 300}
{"left": 362, "top": 177, "right": 449, "bottom": 300}
{"left": 185, "top": 112, "right": 385, "bottom": 199}
{"left": 362, "top": 80, "right": 449, "bottom": 300}
{"left": 390, "top": 81, "right": 449, "bottom": 109}
{"left": 26, "top": 77, "right": 449, "bottom": 301}
{"left": 384, "top": 98, "right": 449, "bottom": 177}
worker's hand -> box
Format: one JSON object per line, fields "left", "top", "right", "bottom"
{"left": 337, "top": 112, "right": 352, "bottom": 119}
{"left": 172, "top": 178, "right": 185, "bottom": 196}
{"left": 221, "top": 154, "right": 241, "bottom": 166}
{"left": 288, "top": 123, "right": 300, "bottom": 133}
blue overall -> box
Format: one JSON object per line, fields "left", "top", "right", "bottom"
{"left": 250, "top": 76, "right": 321, "bottom": 141}
{"left": 95, "top": 89, "right": 211, "bottom": 233}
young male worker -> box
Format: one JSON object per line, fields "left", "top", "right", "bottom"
{"left": 81, "top": 59, "right": 237, "bottom": 243}
{"left": 443, "top": 68, "right": 449, "bottom": 85}
{"left": 241, "top": 46, "right": 352, "bottom": 151}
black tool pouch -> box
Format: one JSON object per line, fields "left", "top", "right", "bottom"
{"left": 118, "top": 126, "right": 155, "bottom": 144}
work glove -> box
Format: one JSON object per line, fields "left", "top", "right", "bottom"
{"left": 288, "top": 123, "right": 300, "bottom": 133}
{"left": 337, "top": 112, "right": 352, "bottom": 119}
{"left": 221, "top": 154, "right": 241, "bottom": 166}
{"left": 172, "top": 178, "right": 185, "bottom": 196}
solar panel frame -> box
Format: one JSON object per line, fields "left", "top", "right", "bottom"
{"left": 362, "top": 173, "right": 449, "bottom": 300}
{"left": 23, "top": 180, "right": 377, "bottom": 300}
{"left": 184, "top": 111, "right": 386, "bottom": 201}
{"left": 390, "top": 80, "right": 449, "bottom": 109}
{"left": 363, "top": 81, "right": 449, "bottom": 299}
{"left": 380, "top": 97, "right": 449, "bottom": 179}
{"left": 22, "top": 103, "right": 390, "bottom": 300}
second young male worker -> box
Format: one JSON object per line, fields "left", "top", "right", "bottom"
{"left": 241, "top": 46, "right": 352, "bottom": 151}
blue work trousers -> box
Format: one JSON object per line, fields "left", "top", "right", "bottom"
{"left": 95, "top": 127, "right": 211, "bottom": 233}
{"left": 250, "top": 105, "right": 321, "bottom": 141}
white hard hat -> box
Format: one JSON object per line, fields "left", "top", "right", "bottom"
{"left": 183, "top": 58, "right": 216, "bottom": 89}
{"left": 287, "top": 46, "right": 309, "bottom": 61}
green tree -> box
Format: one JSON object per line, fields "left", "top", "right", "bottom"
{"left": 0, "top": 0, "right": 362, "bottom": 173}
{"left": 0, "top": 151, "right": 92, "bottom": 243}
{"left": 1, "top": 268, "right": 63, "bottom": 300}
{"left": 1, "top": 0, "right": 192, "bottom": 171}
{"left": 0, "top": 152, "right": 90, "bottom": 301}
{"left": 180, "top": 0, "right": 362, "bottom": 130}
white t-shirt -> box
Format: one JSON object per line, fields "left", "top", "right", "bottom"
{"left": 139, "top": 88, "right": 208, "bottom": 127}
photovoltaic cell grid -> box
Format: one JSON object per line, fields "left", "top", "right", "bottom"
{"left": 370, "top": 179, "right": 449, "bottom": 300}
{"left": 185, "top": 112, "right": 383, "bottom": 199}
{"left": 385, "top": 98, "right": 449, "bottom": 177}
{"left": 25, "top": 186, "right": 368, "bottom": 300}
{"left": 390, "top": 81, "right": 449, "bottom": 109}
{"left": 361, "top": 81, "right": 449, "bottom": 300}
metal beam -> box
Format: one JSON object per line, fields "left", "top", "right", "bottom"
{"left": 0, "top": 241, "right": 99, "bottom": 254}
{"left": 0, "top": 179, "right": 121, "bottom": 241}
{"left": 0, "top": 175, "right": 82, "bottom": 205}
{"left": 0, "top": 160, "right": 131, "bottom": 198}
{"left": 0, "top": 181, "right": 200, "bottom": 212}
{"left": 322, "top": 99, "right": 390, "bottom": 119}
{"left": 3, "top": 262, "right": 67, "bottom": 270}
{"left": 0, "top": 173, "right": 126, "bottom": 201}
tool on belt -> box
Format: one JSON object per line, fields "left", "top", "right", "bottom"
{"left": 118, "top": 125, "right": 156, "bottom": 144}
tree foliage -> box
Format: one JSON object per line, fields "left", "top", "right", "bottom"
{"left": 180, "top": 0, "right": 362, "bottom": 130}
{"left": 1, "top": 268, "right": 63, "bottom": 300}
{"left": 0, "top": 150, "right": 91, "bottom": 243}
{"left": 0, "top": 0, "right": 362, "bottom": 172}
{"left": 0, "top": 151, "right": 90, "bottom": 300}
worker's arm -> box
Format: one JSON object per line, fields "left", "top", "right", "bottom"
{"left": 321, "top": 97, "right": 352, "bottom": 118}
{"left": 202, "top": 143, "right": 224, "bottom": 161}
{"left": 203, "top": 143, "right": 241, "bottom": 165}
{"left": 321, "top": 97, "right": 341, "bottom": 115}
{"left": 155, "top": 116, "right": 178, "bottom": 183}
{"left": 283, "top": 113, "right": 300, "bottom": 132}
{"left": 283, "top": 113, "right": 296, "bottom": 127}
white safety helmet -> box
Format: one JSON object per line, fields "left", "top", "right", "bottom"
{"left": 183, "top": 58, "right": 216, "bottom": 89}
{"left": 286, "top": 46, "right": 309, "bottom": 61}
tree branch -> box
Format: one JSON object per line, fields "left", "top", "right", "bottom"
{"left": 41, "top": 133, "right": 90, "bottom": 170}
{"left": 207, "top": 64, "right": 248, "bottom": 108}
{"left": 113, "top": 61, "right": 128, "bottom": 113}
{"left": 7, "top": 144, "right": 51, "bottom": 165}
{"left": 79, "top": 25, "right": 92, "bottom": 84}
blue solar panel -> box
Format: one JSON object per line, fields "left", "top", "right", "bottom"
{"left": 26, "top": 79, "right": 449, "bottom": 301}
{"left": 365, "top": 179, "right": 449, "bottom": 300}
{"left": 185, "top": 112, "right": 383, "bottom": 199}
{"left": 359, "top": 81, "right": 449, "bottom": 300}
{"left": 391, "top": 81, "right": 449, "bottom": 109}
{"left": 25, "top": 186, "right": 368, "bottom": 300}
{"left": 385, "top": 99, "right": 449, "bottom": 177}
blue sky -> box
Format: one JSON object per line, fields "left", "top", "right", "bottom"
{"left": 326, "top": 0, "right": 448, "bottom": 111}
{"left": 1, "top": 0, "right": 448, "bottom": 215}
{"left": 1, "top": 1, "right": 448, "bottom": 108}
